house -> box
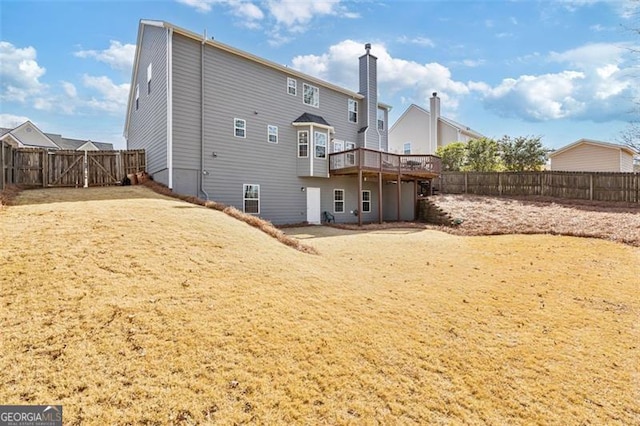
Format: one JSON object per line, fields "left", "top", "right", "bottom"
{"left": 124, "top": 20, "right": 441, "bottom": 225}
{"left": 549, "top": 139, "right": 637, "bottom": 173}
{"left": 0, "top": 121, "right": 114, "bottom": 150}
{"left": 388, "top": 94, "right": 484, "bottom": 155}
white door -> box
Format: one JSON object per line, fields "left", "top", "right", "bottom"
{"left": 306, "top": 187, "right": 321, "bottom": 224}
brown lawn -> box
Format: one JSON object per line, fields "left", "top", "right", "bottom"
{"left": 1, "top": 186, "right": 639, "bottom": 424}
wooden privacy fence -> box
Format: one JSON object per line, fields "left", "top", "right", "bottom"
{"left": 1, "top": 142, "right": 145, "bottom": 190}
{"left": 437, "top": 171, "right": 640, "bottom": 203}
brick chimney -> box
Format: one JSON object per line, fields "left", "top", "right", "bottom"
{"left": 430, "top": 92, "right": 440, "bottom": 152}
{"left": 359, "top": 43, "right": 380, "bottom": 150}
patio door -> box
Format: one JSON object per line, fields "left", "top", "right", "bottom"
{"left": 306, "top": 187, "right": 321, "bottom": 224}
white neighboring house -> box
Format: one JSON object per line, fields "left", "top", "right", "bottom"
{"left": 0, "top": 121, "right": 113, "bottom": 150}
{"left": 549, "top": 139, "right": 637, "bottom": 173}
{"left": 389, "top": 93, "right": 485, "bottom": 155}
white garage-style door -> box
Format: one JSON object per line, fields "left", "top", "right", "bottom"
{"left": 306, "top": 187, "right": 321, "bottom": 224}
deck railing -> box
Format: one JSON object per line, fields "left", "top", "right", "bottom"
{"left": 329, "top": 147, "right": 441, "bottom": 175}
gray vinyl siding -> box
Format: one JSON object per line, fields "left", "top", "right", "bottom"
{"left": 383, "top": 181, "right": 417, "bottom": 221}
{"left": 171, "top": 33, "right": 202, "bottom": 195}
{"left": 126, "top": 25, "right": 167, "bottom": 179}
{"left": 358, "top": 53, "right": 379, "bottom": 150}
{"left": 172, "top": 36, "right": 363, "bottom": 224}
{"left": 379, "top": 108, "right": 388, "bottom": 151}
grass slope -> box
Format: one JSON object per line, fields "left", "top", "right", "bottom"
{"left": 1, "top": 187, "right": 638, "bottom": 424}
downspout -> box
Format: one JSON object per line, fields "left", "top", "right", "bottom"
{"left": 167, "top": 27, "right": 174, "bottom": 189}
{"left": 200, "top": 30, "right": 209, "bottom": 200}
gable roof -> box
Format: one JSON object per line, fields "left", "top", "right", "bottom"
{"left": 293, "top": 113, "right": 331, "bottom": 127}
{"left": 389, "top": 103, "right": 484, "bottom": 138}
{"left": 0, "top": 120, "right": 59, "bottom": 149}
{"left": 549, "top": 138, "right": 637, "bottom": 158}
{"left": 0, "top": 122, "right": 113, "bottom": 150}
{"left": 124, "top": 19, "right": 391, "bottom": 138}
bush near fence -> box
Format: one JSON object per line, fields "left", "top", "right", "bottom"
{"left": 1, "top": 141, "right": 145, "bottom": 190}
{"left": 436, "top": 171, "right": 640, "bottom": 203}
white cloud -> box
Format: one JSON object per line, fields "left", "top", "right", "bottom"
{"left": 176, "top": 0, "right": 215, "bottom": 13}
{"left": 75, "top": 40, "right": 136, "bottom": 71}
{"left": 291, "top": 40, "right": 469, "bottom": 112}
{"left": 82, "top": 75, "right": 130, "bottom": 114}
{"left": 62, "top": 81, "right": 77, "bottom": 98}
{"left": 0, "top": 113, "right": 31, "bottom": 128}
{"left": 461, "top": 59, "right": 485, "bottom": 68}
{"left": 266, "top": 0, "right": 345, "bottom": 28}
{"left": 473, "top": 42, "right": 637, "bottom": 122}
{"left": 510, "top": 16, "right": 518, "bottom": 25}
{"left": 396, "top": 36, "right": 435, "bottom": 48}
{"left": 0, "top": 41, "right": 46, "bottom": 102}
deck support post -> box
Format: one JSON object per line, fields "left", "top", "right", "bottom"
{"left": 413, "top": 180, "right": 418, "bottom": 220}
{"left": 357, "top": 168, "right": 363, "bottom": 226}
{"left": 378, "top": 172, "right": 383, "bottom": 224}
{"left": 397, "top": 173, "right": 401, "bottom": 222}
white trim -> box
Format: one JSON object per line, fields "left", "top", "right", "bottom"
{"left": 348, "top": 99, "right": 358, "bottom": 123}
{"left": 333, "top": 188, "right": 345, "bottom": 214}
{"left": 243, "top": 184, "right": 260, "bottom": 214}
{"left": 297, "top": 130, "right": 309, "bottom": 158}
{"left": 77, "top": 141, "right": 99, "bottom": 151}
{"left": 167, "top": 27, "right": 173, "bottom": 189}
{"left": 309, "top": 125, "right": 314, "bottom": 175}
{"left": 291, "top": 121, "right": 334, "bottom": 133}
{"left": 287, "top": 77, "right": 297, "bottom": 96}
{"left": 314, "top": 130, "right": 327, "bottom": 159}
{"left": 362, "top": 190, "right": 371, "bottom": 213}
{"left": 303, "top": 83, "right": 319, "bottom": 108}
{"left": 267, "top": 125, "right": 278, "bottom": 144}
{"left": 147, "top": 63, "right": 152, "bottom": 95}
{"left": 234, "top": 118, "right": 246, "bottom": 138}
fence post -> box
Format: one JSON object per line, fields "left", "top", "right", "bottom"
{"left": 589, "top": 174, "right": 593, "bottom": 201}
{"left": 42, "top": 149, "right": 48, "bottom": 188}
{"left": 464, "top": 172, "right": 468, "bottom": 194}
{"left": 0, "top": 141, "right": 4, "bottom": 191}
{"left": 498, "top": 173, "right": 502, "bottom": 196}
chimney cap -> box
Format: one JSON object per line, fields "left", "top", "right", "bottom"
{"left": 365, "top": 43, "right": 371, "bottom": 52}
{"left": 432, "top": 92, "right": 438, "bottom": 97}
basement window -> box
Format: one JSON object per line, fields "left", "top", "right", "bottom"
{"left": 243, "top": 184, "right": 260, "bottom": 214}
{"left": 334, "top": 189, "right": 345, "bottom": 213}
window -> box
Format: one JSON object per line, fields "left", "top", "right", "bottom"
{"left": 348, "top": 99, "right": 358, "bottom": 123}
{"left": 334, "top": 189, "right": 345, "bottom": 213}
{"left": 298, "top": 131, "right": 308, "bottom": 158}
{"left": 362, "top": 190, "right": 371, "bottom": 213}
{"left": 314, "top": 131, "right": 327, "bottom": 159}
{"left": 345, "top": 141, "right": 356, "bottom": 165}
{"left": 234, "top": 118, "right": 246, "bottom": 138}
{"left": 377, "top": 108, "right": 385, "bottom": 130}
{"left": 287, "top": 78, "right": 297, "bottom": 96}
{"left": 147, "top": 63, "right": 152, "bottom": 95}
{"left": 303, "top": 83, "right": 319, "bottom": 108}
{"left": 243, "top": 184, "right": 260, "bottom": 214}
{"left": 403, "top": 142, "right": 411, "bottom": 155}
{"left": 267, "top": 125, "right": 278, "bottom": 144}
{"left": 135, "top": 84, "right": 139, "bottom": 110}
{"left": 333, "top": 139, "right": 344, "bottom": 153}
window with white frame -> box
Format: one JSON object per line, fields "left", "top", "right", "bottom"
{"left": 267, "top": 125, "right": 278, "bottom": 143}
{"left": 135, "top": 85, "right": 139, "bottom": 110}
{"left": 243, "top": 184, "right": 260, "bottom": 214}
{"left": 377, "top": 108, "right": 385, "bottom": 130}
{"left": 314, "top": 131, "right": 327, "bottom": 158}
{"left": 147, "top": 63, "right": 152, "bottom": 95}
{"left": 303, "top": 83, "right": 319, "bottom": 108}
{"left": 334, "top": 189, "right": 345, "bottom": 213}
{"left": 403, "top": 142, "right": 411, "bottom": 155}
{"left": 345, "top": 141, "right": 356, "bottom": 165}
{"left": 234, "top": 118, "right": 246, "bottom": 138}
{"left": 298, "top": 131, "right": 308, "bottom": 158}
{"left": 362, "top": 190, "right": 371, "bottom": 213}
{"left": 287, "top": 78, "right": 297, "bottom": 96}
{"left": 348, "top": 99, "right": 358, "bottom": 123}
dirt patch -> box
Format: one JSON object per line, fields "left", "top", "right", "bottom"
{"left": 1, "top": 187, "right": 639, "bottom": 424}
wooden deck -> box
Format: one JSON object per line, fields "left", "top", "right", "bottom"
{"left": 329, "top": 148, "right": 441, "bottom": 179}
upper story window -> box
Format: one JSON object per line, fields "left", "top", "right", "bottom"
{"left": 298, "top": 131, "right": 309, "bottom": 158}
{"left": 377, "top": 108, "right": 385, "bottom": 130}
{"left": 135, "top": 84, "right": 139, "bottom": 110}
{"left": 362, "top": 190, "right": 371, "bottom": 213}
{"left": 234, "top": 118, "right": 246, "bottom": 138}
{"left": 243, "top": 184, "right": 260, "bottom": 214}
{"left": 348, "top": 99, "right": 358, "bottom": 123}
{"left": 334, "top": 189, "right": 345, "bottom": 213}
{"left": 403, "top": 142, "right": 411, "bottom": 155}
{"left": 345, "top": 141, "right": 356, "bottom": 165}
{"left": 303, "top": 83, "right": 319, "bottom": 108}
{"left": 287, "top": 78, "right": 297, "bottom": 96}
{"left": 314, "top": 131, "right": 327, "bottom": 159}
{"left": 267, "top": 125, "right": 278, "bottom": 144}
{"left": 147, "top": 63, "right": 152, "bottom": 95}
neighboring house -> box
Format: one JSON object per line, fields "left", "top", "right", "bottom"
{"left": 124, "top": 20, "right": 440, "bottom": 225}
{"left": 549, "top": 139, "right": 637, "bottom": 173}
{"left": 0, "top": 121, "right": 114, "bottom": 150}
{"left": 388, "top": 94, "right": 485, "bottom": 155}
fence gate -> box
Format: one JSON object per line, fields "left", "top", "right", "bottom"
{"left": 48, "top": 150, "right": 85, "bottom": 187}
{"left": 87, "top": 151, "right": 120, "bottom": 186}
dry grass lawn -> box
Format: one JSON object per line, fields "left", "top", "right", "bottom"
{"left": 1, "top": 186, "right": 639, "bottom": 424}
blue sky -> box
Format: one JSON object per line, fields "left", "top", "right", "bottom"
{"left": 1, "top": 0, "right": 638, "bottom": 150}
